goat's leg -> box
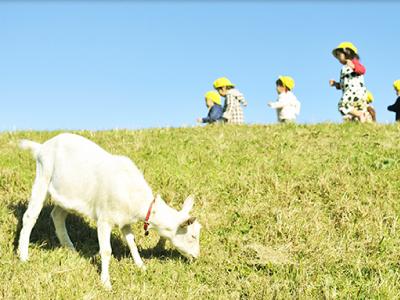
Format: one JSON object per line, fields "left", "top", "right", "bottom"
{"left": 51, "top": 206, "right": 75, "bottom": 250}
{"left": 121, "top": 225, "right": 145, "bottom": 269}
{"left": 18, "top": 170, "right": 48, "bottom": 261}
{"left": 97, "top": 221, "right": 112, "bottom": 290}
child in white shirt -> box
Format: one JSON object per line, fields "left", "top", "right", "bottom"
{"left": 268, "top": 76, "right": 301, "bottom": 123}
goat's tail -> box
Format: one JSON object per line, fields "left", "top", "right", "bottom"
{"left": 19, "top": 139, "right": 42, "bottom": 159}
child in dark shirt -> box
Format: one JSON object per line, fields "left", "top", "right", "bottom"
{"left": 197, "top": 91, "right": 224, "bottom": 124}
{"left": 387, "top": 80, "right": 400, "bottom": 121}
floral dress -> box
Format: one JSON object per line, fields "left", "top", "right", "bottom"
{"left": 338, "top": 65, "right": 367, "bottom": 117}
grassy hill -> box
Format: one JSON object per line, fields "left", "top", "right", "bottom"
{"left": 1, "top": 124, "right": 400, "bottom": 299}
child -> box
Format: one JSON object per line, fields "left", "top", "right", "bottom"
{"left": 387, "top": 80, "right": 400, "bottom": 121}
{"left": 365, "top": 91, "right": 376, "bottom": 122}
{"left": 268, "top": 76, "right": 301, "bottom": 123}
{"left": 329, "top": 42, "right": 368, "bottom": 122}
{"left": 213, "top": 77, "right": 247, "bottom": 124}
{"left": 196, "top": 91, "right": 224, "bottom": 124}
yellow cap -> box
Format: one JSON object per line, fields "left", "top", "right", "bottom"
{"left": 366, "top": 91, "right": 374, "bottom": 104}
{"left": 213, "top": 77, "right": 235, "bottom": 89}
{"left": 278, "top": 76, "right": 295, "bottom": 90}
{"left": 204, "top": 91, "right": 221, "bottom": 105}
{"left": 332, "top": 42, "right": 358, "bottom": 57}
{"left": 394, "top": 80, "right": 400, "bottom": 91}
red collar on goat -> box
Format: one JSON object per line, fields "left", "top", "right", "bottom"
{"left": 144, "top": 198, "right": 156, "bottom": 236}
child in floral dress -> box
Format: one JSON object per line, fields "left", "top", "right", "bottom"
{"left": 329, "top": 42, "right": 368, "bottom": 122}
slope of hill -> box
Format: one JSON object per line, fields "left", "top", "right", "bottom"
{"left": 1, "top": 124, "right": 400, "bottom": 299}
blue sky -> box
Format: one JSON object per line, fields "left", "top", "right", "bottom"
{"left": 1, "top": 1, "right": 399, "bottom": 130}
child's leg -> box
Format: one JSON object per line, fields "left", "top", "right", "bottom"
{"left": 349, "top": 100, "right": 368, "bottom": 122}
{"left": 367, "top": 106, "right": 376, "bottom": 122}
{"left": 338, "top": 100, "right": 352, "bottom": 118}
{"left": 350, "top": 94, "right": 369, "bottom": 122}
{"left": 342, "top": 114, "right": 354, "bottom": 122}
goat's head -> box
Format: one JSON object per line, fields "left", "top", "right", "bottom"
{"left": 168, "top": 195, "right": 201, "bottom": 259}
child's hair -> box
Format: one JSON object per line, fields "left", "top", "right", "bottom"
{"left": 335, "top": 48, "right": 360, "bottom": 60}
{"left": 276, "top": 79, "right": 291, "bottom": 91}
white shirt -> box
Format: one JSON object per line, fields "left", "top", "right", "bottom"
{"left": 269, "top": 91, "right": 301, "bottom": 122}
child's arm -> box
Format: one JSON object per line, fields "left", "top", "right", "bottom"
{"left": 199, "top": 115, "right": 214, "bottom": 123}
{"left": 347, "top": 59, "right": 366, "bottom": 75}
{"left": 237, "top": 95, "right": 247, "bottom": 107}
{"left": 329, "top": 80, "right": 341, "bottom": 90}
{"left": 222, "top": 96, "right": 233, "bottom": 120}
{"left": 200, "top": 116, "right": 210, "bottom": 123}
{"left": 231, "top": 89, "right": 247, "bottom": 107}
{"left": 269, "top": 95, "right": 290, "bottom": 109}
{"left": 268, "top": 101, "right": 284, "bottom": 109}
{"left": 388, "top": 97, "right": 400, "bottom": 112}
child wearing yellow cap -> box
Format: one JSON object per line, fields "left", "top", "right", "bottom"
{"left": 387, "top": 80, "right": 400, "bottom": 121}
{"left": 268, "top": 76, "right": 301, "bottom": 123}
{"left": 329, "top": 42, "right": 368, "bottom": 122}
{"left": 365, "top": 91, "right": 376, "bottom": 122}
{"left": 213, "top": 77, "right": 247, "bottom": 124}
{"left": 196, "top": 91, "right": 224, "bottom": 124}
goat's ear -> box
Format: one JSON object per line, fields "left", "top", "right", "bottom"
{"left": 181, "top": 195, "right": 194, "bottom": 214}
{"left": 155, "top": 194, "right": 162, "bottom": 203}
{"left": 179, "top": 216, "right": 197, "bottom": 228}
{"left": 152, "top": 194, "right": 162, "bottom": 213}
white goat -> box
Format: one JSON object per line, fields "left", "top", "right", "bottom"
{"left": 18, "top": 133, "right": 201, "bottom": 289}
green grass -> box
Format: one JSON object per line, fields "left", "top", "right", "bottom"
{"left": 2, "top": 124, "right": 400, "bottom": 299}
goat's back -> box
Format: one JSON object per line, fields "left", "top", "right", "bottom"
{"left": 37, "top": 133, "right": 151, "bottom": 223}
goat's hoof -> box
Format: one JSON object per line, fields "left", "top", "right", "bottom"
{"left": 19, "top": 251, "right": 29, "bottom": 262}
{"left": 139, "top": 264, "right": 147, "bottom": 271}
{"left": 67, "top": 246, "right": 76, "bottom": 252}
{"left": 19, "top": 257, "right": 28, "bottom": 262}
{"left": 102, "top": 279, "right": 112, "bottom": 291}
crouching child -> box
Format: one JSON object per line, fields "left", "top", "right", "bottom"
{"left": 197, "top": 91, "right": 224, "bottom": 124}
{"left": 365, "top": 91, "right": 376, "bottom": 122}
